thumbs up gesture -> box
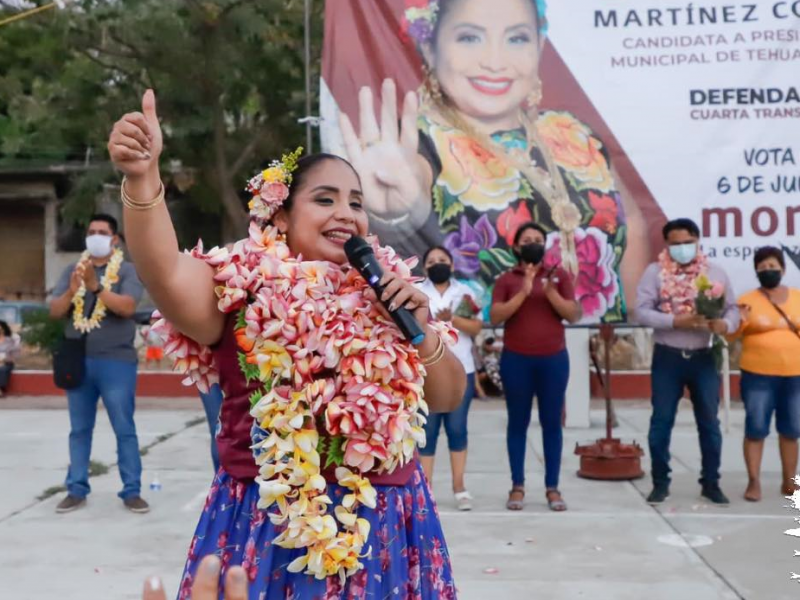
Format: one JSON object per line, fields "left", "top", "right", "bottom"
{"left": 108, "top": 89, "right": 163, "bottom": 178}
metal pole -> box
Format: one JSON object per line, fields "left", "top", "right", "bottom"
{"left": 304, "top": 0, "right": 313, "bottom": 155}
{"left": 722, "top": 341, "right": 731, "bottom": 433}
{"left": 602, "top": 324, "right": 613, "bottom": 440}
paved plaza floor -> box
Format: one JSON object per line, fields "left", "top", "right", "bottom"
{"left": 0, "top": 396, "right": 797, "bottom": 599}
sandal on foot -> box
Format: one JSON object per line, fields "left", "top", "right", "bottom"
{"left": 506, "top": 486, "right": 525, "bottom": 511}
{"left": 546, "top": 489, "right": 567, "bottom": 512}
{"left": 454, "top": 490, "right": 473, "bottom": 511}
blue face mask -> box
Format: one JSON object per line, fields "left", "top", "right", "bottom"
{"left": 668, "top": 242, "right": 698, "bottom": 265}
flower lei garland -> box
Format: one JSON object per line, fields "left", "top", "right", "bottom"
{"left": 657, "top": 249, "right": 709, "bottom": 315}
{"left": 72, "top": 248, "right": 124, "bottom": 333}
{"left": 155, "top": 150, "right": 456, "bottom": 583}
{"left": 402, "top": 0, "right": 548, "bottom": 44}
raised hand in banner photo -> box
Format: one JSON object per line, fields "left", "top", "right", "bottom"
{"left": 338, "top": 79, "right": 434, "bottom": 231}
{"left": 322, "top": 0, "right": 658, "bottom": 323}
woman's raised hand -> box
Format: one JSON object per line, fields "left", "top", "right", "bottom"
{"left": 362, "top": 270, "right": 431, "bottom": 330}
{"left": 108, "top": 89, "right": 163, "bottom": 179}
{"left": 339, "top": 79, "right": 430, "bottom": 222}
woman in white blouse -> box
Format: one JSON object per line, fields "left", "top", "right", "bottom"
{"left": 417, "top": 246, "right": 484, "bottom": 510}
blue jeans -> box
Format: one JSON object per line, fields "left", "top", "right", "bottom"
{"left": 65, "top": 358, "right": 141, "bottom": 499}
{"left": 648, "top": 344, "right": 722, "bottom": 488}
{"left": 199, "top": 383, "right": 224, "bottom": 473}
{"left": 741, "top": 370, "right": 800, "bottom": 440}
{"left": 419, "top": 373, "right": 475, "bottom": 456}
{"left": 500, "top": 349, "right": 570, "bottom": 488}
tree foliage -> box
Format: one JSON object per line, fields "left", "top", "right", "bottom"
{"left": 0, "top": 0, "right": 323, "bottom": 241}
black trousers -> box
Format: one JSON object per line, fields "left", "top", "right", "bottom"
{"left": 0, "top": 362, "right": 13, "bottom": 390}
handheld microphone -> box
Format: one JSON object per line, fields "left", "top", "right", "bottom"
{"left": 344, "top": 236, "right": 427, "bottom": 346}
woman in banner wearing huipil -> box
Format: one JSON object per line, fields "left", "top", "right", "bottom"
{"left": 109, "top": 90, "right": 465, "bottom": 599}
{"left": 339, "top": 0, "right": 650, "bottom": 322}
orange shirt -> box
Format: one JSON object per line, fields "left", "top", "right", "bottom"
{"left": 732, "top": 288, "right": 800, "bottom": 376}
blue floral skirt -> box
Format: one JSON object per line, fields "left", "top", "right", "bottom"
{"left": 178, "top": 463, "right": 457, "bottom": 599}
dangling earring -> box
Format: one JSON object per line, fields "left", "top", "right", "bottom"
{"left": 525, "top": 77, "right": 543, "bottom": 110}
{"left": 422, "top": 63, "right": 443, "bottom": 105}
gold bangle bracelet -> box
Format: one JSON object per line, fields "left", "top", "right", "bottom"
{"left": 420, "top": 334, "right": 446, "bottom": 367}
{"left": 120, "top": 177, "right": 165, "bottom": 211}
{"left": 423, "top": 343, "right": 446, "bottom": 367}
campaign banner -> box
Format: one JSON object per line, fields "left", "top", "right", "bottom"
{"left": 320, "top": 0, "right": 800, "bottom": 321}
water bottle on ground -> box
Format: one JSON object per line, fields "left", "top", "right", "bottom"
{"left": 149, "top": 473, "right": 162, "bottom": 492}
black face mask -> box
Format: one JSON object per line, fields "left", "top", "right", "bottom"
{"left": 757, "top": 269, "right": 782, "bottom": 290}
{"left": 519, "top": 243, "right": 545, "bottom": 265}
{"left": 427, "top": 263, "right": 452, "bottom": 284}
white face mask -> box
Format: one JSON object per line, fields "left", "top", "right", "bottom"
{"left": 85, "top": 234, "right": 113, "bottom": 258}
{"left": 668, "top": 242, "right": 697, "bottom": 265}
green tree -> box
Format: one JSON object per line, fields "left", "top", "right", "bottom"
{"left": 0, "top": 0, "right": 323, "bottom": 240}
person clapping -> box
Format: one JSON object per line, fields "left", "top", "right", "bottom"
{"left": 490, "top": 222, "right": 580, "bottom": 512}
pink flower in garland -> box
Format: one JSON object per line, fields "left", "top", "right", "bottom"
{"left": 657, "top": 249, "right": 709, "bottom": 315}
{"left": 152, "top": 314, "right": 218, "bottom": 393}
{"left": 343, "top": 431, "right": 390, "bottom": 472}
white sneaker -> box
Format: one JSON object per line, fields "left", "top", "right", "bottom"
{"left": 454, "top": 490, "right": 473, "bottom": 511}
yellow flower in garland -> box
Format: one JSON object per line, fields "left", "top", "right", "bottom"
{"left": 255, "top": 340, "right": 293, "bottom": 381}
{"left": 72, "top": 248, "right": 124, "bottom": 334}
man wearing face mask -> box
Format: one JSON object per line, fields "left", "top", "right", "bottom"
{"left": 635, "top": 218, "right": 739, "bottom": 506}
{"left": 49, "top": 214, "right": 148, "bottom": 514}
{"left": 728, "top": 246, "right": 800, "bottom": 502}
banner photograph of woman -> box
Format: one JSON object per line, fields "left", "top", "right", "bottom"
{"left": 2, "top": 0, "right": 800, "bottom": 599}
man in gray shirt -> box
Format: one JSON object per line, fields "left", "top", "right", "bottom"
{"left": 49, "top": 214, "right": 149, "bottom": 514}
{"left": 636, "top": 218, "right": 739, "bottom": 506}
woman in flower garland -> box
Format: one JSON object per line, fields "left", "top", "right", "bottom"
{"left": 109, "top": 90, "right": 466, "bottom": 599}
{"left": 339, "top": 0, "right": 651, "bottom": 322}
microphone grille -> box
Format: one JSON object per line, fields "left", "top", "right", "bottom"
{"left": 344, "top": 235, "right": 372, "bottom": 259}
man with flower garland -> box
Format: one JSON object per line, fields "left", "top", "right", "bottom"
{"left": 635, "top": 218, "right": 739, "bottom": 506}
{"left": 49, "top": 213, "right": 148, "bottom": 514}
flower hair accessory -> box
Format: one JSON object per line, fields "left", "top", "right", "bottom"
{"left": 402, "top": 0, "right": 548, "bottom": 45}
{"left": 246, "top": 147, "right": 303, "bottom": 222}
{"left": 402, "top": 0, "right": 440, "bottom": 44}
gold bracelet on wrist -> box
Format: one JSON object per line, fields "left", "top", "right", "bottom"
{"left": 120, "top": 177, "right": 165, "bottom": 211}
{"left": 420, "top": 334, "right": 446, "bottom": 367}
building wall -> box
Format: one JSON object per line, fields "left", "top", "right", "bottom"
{"left": 0, "top": 201, "right": 45, "bottom": 298}
{"left": 0, "top": 180, "right": 55, "bottom": 300}
{"left": 44, "top": 198, "right": 81, "bottom": 295}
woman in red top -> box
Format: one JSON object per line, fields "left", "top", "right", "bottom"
{"left": 490, "top": 222, "right": 581, "bottom": 512}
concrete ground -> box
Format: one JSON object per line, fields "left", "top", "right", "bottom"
{"left": 0, "top": 396, "right": 797, "bottom": 599}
